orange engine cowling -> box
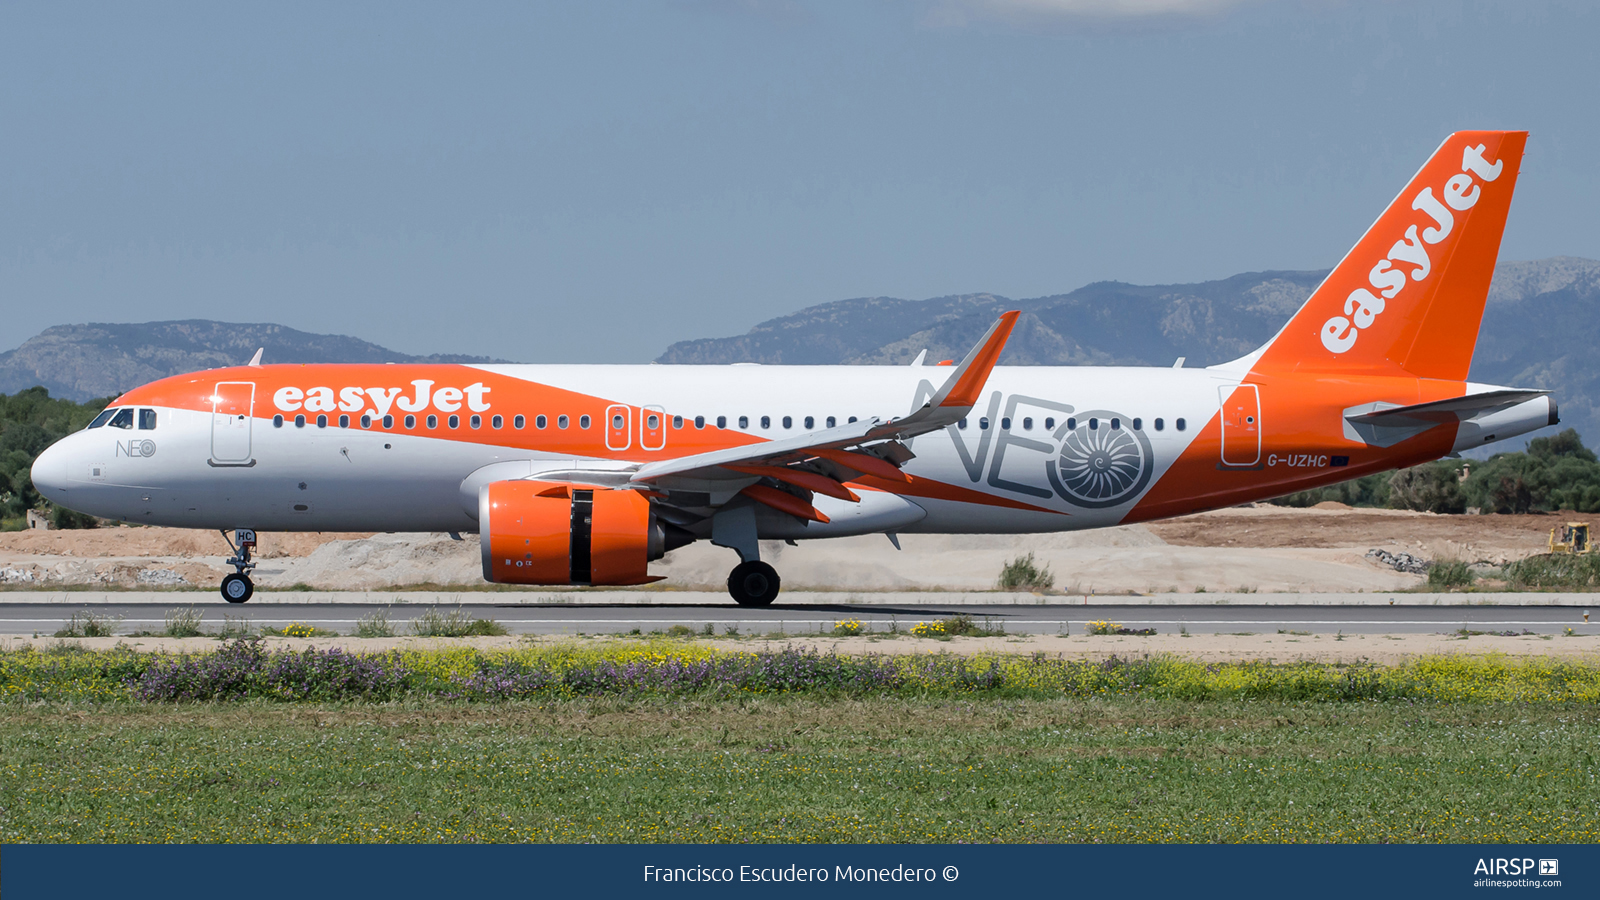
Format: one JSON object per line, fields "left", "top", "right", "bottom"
{"left": 479, "top": 482, "right": 691, "bottom": 586}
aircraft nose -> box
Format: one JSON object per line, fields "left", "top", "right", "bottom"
{"left": 30, "top": 441, "right": 70, "bottom": 503}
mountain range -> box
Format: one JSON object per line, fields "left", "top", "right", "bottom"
{"left": 4, "top": 256, "right": 1596, "bottom": 445}
{"left": 0, "top": 320, "right": 503, "bottom": 402}
{"left": 657, "top": 256, "right": 1600, "bottom": 448}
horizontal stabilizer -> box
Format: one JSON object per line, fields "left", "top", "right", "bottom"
{"left": 1345, "top": 389, "right": 1549, "bottom": 425}
{"left": 1343, "top": 389, "right": 1550, "bottom": 448}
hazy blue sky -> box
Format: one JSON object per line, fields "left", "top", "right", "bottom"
{"left": 3, "top": 1, "right": 1596, "bottom": 363}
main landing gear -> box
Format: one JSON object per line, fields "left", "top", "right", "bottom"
{"left": 711, "top": 505, "right": 780, "bottom": 607}
{"left": 220, "top": 528, "right": 257, "bottom": 604}
{"left": 728, "top": 560, "right": 780, "bottom": 608}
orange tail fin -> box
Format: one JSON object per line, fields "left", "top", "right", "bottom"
{"left": 1250, "top": 130, "right": 1526, "bottom": 381}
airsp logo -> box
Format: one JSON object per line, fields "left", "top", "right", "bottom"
{"left": 117, "top": 440, "right": 157, "bottom": 458}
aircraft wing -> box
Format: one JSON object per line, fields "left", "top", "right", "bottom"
{"left": 628, "top": 310, "right": 1020, "bottom": 490}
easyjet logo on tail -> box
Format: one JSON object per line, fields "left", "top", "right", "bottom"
{"left": 273, "top": 380, "right": 492, "bottom": 418}
{"left": 1319, "top": 143, "right": 1504, "bottom": 354}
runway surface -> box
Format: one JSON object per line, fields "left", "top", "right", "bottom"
{"left": 3, "top": 601, "right": 1594, "bottom": 636}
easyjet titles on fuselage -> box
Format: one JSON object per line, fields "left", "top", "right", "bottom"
{"left": 272, "top": 380, "right": 493, "bottom": 419}
{"left": 1319, "top": 143, "right": 1505, "bottom": 354}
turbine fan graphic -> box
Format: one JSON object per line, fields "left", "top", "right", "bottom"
{"left": 1045, "top": 411, "right": 1154, "bottom": 508}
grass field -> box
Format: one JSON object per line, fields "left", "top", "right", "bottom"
{"left": 0, "top": 642, "right": 1596, "bottom": 844}
{"left": 2, "top": 698, "right": 1596, "bottom": 843}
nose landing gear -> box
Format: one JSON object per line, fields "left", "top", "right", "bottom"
{"left": 220, "top": 528, "right": 257, "bottom": 604}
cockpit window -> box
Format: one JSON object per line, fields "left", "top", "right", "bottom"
{"left": 138, "top": 409, "right": 157, "bottom": 430}
{"left": 107, "top": 409, "right": 134, "bottom": 430}
{"left": 87, "top": 409, "right": 116, "bottom": 429}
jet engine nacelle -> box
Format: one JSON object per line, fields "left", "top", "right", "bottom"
{"left": 478, "top": 482, "right": 692, "bottom": 585}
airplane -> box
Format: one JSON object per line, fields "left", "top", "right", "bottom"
{"left": 30, "top": 130, "right": 1553, "bottom": 606}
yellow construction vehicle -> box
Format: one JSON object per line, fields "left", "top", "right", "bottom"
{"left": 1549, "top": 522, "right": 1592, "bottom": 554}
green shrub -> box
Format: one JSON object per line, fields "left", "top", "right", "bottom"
{"left": 163, "top": 607, "right": 205, "bottom": 638}
{"left": 354, "top": 611, "right": 396, "bottom": 638}
{"left": 410, "top": 607, "right": 508, "bottom": 637}
{"left": 217, "top": 615, "right": 254, "bottom": 639}
{"left": 50, "top": 505, "right": 99, "bottom": 529}
{"left": 1269, "top": 429, "right": 1600, "bottom": 514}
{"left": 1270, "top": 470, "right": 1394, "bottom": 507}
{"left": 1427, "top": 560, "right": 1475, "bottom": 588}
{"left": 998, "top": 552, "right": 1054, "bottom": 590}
{"left": 54, "top": 611, "right": 119, "bottom": 637}
{"left": 0, "top": 388, "right": 112, "bottom": 522}
{"left": 1389, "top": 462, "right": 1466, "bottom": 514}
{"left": 1502, "top": 553, "right": 1600, "bottom": 589}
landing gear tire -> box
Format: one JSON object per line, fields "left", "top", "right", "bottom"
{"left": 728, "top": 561, "right": 780, "bottom": 607}
{"left": 221, "top": 573, "right": 254, "bottom": 604}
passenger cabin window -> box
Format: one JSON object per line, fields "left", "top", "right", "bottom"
{"left": 1045, "top": 417, "right": 1055, "bottom": 430}
{"left": 612, "top": 414, "right": 625, "bottom": 429}
{"left": 1110, "top": 418, "right": 1120, "bottom": 430}
{"left": 578, "top": 415, "right": 591, "bottom": 429}
{"left": 1132, "top": 417, "right": 1142, "bottom": 430}
{"left": 1154, "top": 418, "right": 1164, "bottom": 431}
{"left": 825, "top": 416, "right": 835, "bottom": 428}
{"left": 958, "top": 418, "right": 967, "bottom": 430}
{"left": 138, "top": 409, "right": 157, "bottom": 430}
{"left": 1176, "top": 418, "right": 1187, "bottom": 431}
{"left": 470, "top": 415, "right": 482, "bottom": 429}
{"left": 382, "top": 415, "right": 394, "bottom": 428}
{"left": 1088, "top": 418, "right": 1098, "bottom": 430}
{"left": 738, "top": 416, "right": 748, "bottom": 429}
{"left": 339, "top": 414, "right": 350, "bottom": 428}
{"left": 108, "top": 409, "right": 134, "bottom": 430}
{"left": 448, "top": 415, "right": 461, "bottom": 429}
{"left": 557, "top": 415, "right": 569, "bottom": 429}
{"left": 848, "top": 416, "right": 857, "bottom": 424}
{"left": 803, "top": 416, "right": 814, "bottom": 429}
{"left": 295, "top": 414, "right": 307, "bottom": 428}
{"left": 1001, "top": 417, "right": 1012, "bottom": 430}
{"left": 1067, "top": 417, "right": 1077, "bottom": 430}
{"left": 514, "top": 415, "right": 525, "bottom": 429}
{"left": 361, "top": 414, "right": 372, "bottom": 428}
{"left": 492, "top": 415, "right": 503, "bottom": 429}
{"left": 718, "top": 416, "right": 728, "bottom": 429}
{"left": 1022, "top": 417, "right": 1032, "bottom": 430}
{"left": 316, "top": 415, "right": 328, "bottom": 428}
{"left": 760, "top": 416, "right": 771, "bottom": 429}
{"left": 694, "top": 415, "right": 705, "bottom": 429}
{"left": 404, "top": 415, "right": 417, "bottom": 429}
{"left": 979, "top": 417, "right": 989, "bottom": 430}
{"left": 781, "top": 416, "right": 792, "bottom": 429}
{"left": 646, "top": 414, "right": 660, "bottom": 430}
{"left": 672, "top": 415, "right": 683, "bottom": 429}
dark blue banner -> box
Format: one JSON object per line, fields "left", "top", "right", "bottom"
{"left": 4, "top": 844, "right": 1593, "bottom": 899}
